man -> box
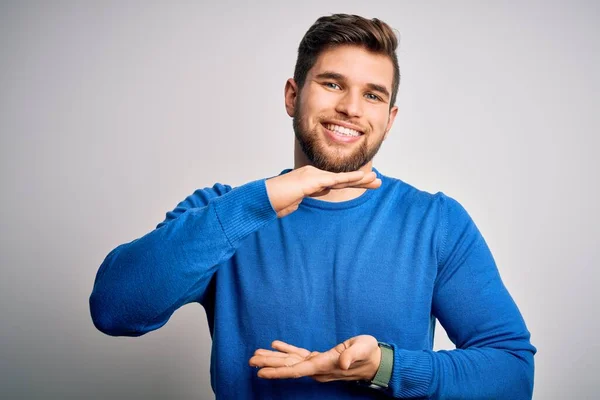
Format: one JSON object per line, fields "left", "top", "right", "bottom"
{"left": 90, "top": 14, "right": 536, "bottom": 399}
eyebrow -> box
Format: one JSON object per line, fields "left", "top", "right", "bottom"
{"left": 314, "top": 71, "right": 391, "bottom": 100}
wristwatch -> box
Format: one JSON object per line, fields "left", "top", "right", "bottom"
{"left": 363, "top": 342, "right": 394, "bottom": 390}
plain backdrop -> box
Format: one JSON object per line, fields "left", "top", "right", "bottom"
{"left": 1, "top": 1, "right": 598, "bottom": 399}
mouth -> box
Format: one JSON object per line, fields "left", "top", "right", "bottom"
{"left": 321, "top": 122, "right": 364, "bottom": 141}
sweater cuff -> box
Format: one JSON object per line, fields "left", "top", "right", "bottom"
{"left": 389, "top": 346, "right": 433, "bottom": 398}
{"left": 212, "top": 179, "right": 277, "bottom": 247}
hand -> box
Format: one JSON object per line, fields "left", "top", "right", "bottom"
{"left": 265, "top": 166, "right": 381, "bottom": 218}
{"left": 248, "top": 335, "right": 381, "bottom": 383}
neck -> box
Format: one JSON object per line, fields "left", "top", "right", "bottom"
{"left": 294, "top": 140, "right": 373, "bottom": 203}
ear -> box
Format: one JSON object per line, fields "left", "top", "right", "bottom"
{"left": 383, "top": 105, "right": 398, "bottom": 140}
{"left": 284, "top": 78, "right": 299, "bottom": 117}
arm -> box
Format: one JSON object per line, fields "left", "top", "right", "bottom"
{"left": 386, "top": 194, "right": 536, "bottom": 399}
{"left": 251, "top": 194, "right": 536, "bottom": 399}
{"left": 89, "top": 180, "right": 276, "bottom": 336}
{"left": 90, "top": 167, "right": 381, "bottom": 337}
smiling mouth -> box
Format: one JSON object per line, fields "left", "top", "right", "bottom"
{"left": 323, "top": 123, "right": 363, "bottom": 137}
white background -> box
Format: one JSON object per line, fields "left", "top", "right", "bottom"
{"left": 1, "top": 1, "right": 598, "bottom": 398}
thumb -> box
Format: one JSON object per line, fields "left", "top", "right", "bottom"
{"left": 338, "top": 340, "right": 362, "bottom": 370}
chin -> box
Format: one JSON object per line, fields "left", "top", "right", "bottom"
{"left": 310, "top": 153, "right": 369, "bottom": 173}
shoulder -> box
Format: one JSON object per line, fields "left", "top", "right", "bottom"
{"left": 379, "top": 172, "right": 466, "bottom": 213}
{"left": 376, "top": 172, "right": 475, "bottom": 236}
{"left": 378, "top": 172, "right": 441, "bottom": 209}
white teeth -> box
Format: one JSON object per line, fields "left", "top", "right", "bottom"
{"left": 326, "top": 124, "right": 361, "bottom": 137}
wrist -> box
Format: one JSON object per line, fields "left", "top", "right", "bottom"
{"left": 368, "top": 345, "right": 382, "bottom": 380}
{"left": 264, "top": 176, "right": 285, "bottom": 213}
{"left": 361, "top": 342, "right": 394, "bottom": 391}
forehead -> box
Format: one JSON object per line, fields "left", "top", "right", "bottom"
{"left": 308, "top": 45, "right": 394, "bottom": 90}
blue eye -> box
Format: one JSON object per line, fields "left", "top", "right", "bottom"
{"left": 365, "top": 93, "right": 381, "bottom": 101}
{"left": 324, "top": 82, "right": 341, "bottom": 90}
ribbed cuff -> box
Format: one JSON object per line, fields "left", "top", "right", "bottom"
{"left": 212, "top": 179, "right": 277, "bottom": 246}
{"left": 389, "top": 347, "right": 433, "bottom": 398}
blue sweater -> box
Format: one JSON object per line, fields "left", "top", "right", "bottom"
{"left": 90, "top": 170, "right": 536, "bottom": 399}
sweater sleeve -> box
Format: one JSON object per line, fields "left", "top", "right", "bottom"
{"left": 385, "top": 194, "right": 536, "bottom": 399}
{"left": 89, "top": 179, "right": 277, "bottom": 337}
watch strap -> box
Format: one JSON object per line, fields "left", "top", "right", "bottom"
{"left": 369, "top": 342, "right": 393, "bottom": 389}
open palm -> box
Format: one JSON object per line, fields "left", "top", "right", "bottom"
{"left": 249, "top": 335, "right": 381, "bottom": 383}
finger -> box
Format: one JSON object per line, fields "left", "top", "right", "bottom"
{"left": 338, "top": 349, "right": 357, "bottom": 370}
{"left": 329, "top": 170, "right": 370, "bottom": 185}
{"left": 256, "top": 350, "right": 338, "bottom": 380}
{"left": 257, "top": 360, "right": 318, "bottom": 380}
{"left": 336, "top": 178, "right": 381, "bottom": 190}
{"left": 250, "top": 354, "right": 303, "bottom": 368}
{"left": 327, "top": 170, "right": 366, "bottom": 182}
{"left": 347, "top": 170, "right": 377, "bottom": 184}
{"left": 253, "top": 349, "right": 289, "bottom": 358}
{"left": 304, "top": 171, "right": 370, "bottom": 197}
{"left": 271, "top": 341, "right": 311, "bottom": 358}
{"left": 328, "top": 172, "right": 378, "bottom": 189}
{"left": 315, "top": 171, "right": 366, "bottom": 190}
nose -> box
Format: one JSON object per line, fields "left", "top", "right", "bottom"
{"left": 335, "top": 89, "right": 363, "bottom": 118}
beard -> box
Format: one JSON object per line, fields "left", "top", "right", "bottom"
{"left": 293, "top": 109, "right": 385, "bottom": 173}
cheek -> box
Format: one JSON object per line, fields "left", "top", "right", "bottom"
{"left": 368, "top": 111, "right": 390, "bottom": 132}
{"left": 303, "top": 89, "right": 337, "bottom": 114}
{"left": 381, "top": 116, "right": 391, "bottom": 131}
